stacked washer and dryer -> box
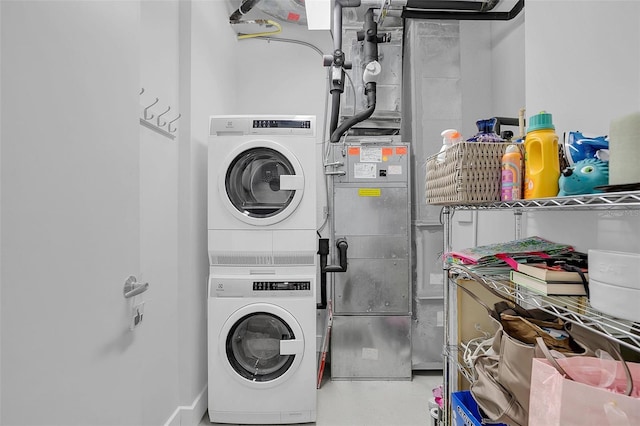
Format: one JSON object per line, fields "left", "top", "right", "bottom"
{"left": 207, "top": 115, "right": 318, "bottom": 424}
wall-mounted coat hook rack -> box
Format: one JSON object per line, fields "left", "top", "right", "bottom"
{"left": 168, "top": 114, "right": 182, "bottom": 133}
{"left": 157, "top": 106, "right": 171, "bottom": 128}
{"left": 139, "top": 91, "right": 179, "bottom": 140}
{"left": 143, "top": 97, "right": 159, "bottom": 120}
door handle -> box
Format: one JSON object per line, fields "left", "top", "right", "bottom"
{"left": 280, "top": 339, "right": 303, "bottom": 355}
{"left": 123, "top": 275, "right": 149, "bottom": 298}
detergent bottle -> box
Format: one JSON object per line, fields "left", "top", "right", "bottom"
{"left": 501, "top": 144, "right": 523, "bottom": 200}
{"left": 524, "top": 111, "right": 560, "bottom": 198}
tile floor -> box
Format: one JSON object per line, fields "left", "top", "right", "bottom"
{"left": 200, "top": 370, "right": 443, "bottom": 426}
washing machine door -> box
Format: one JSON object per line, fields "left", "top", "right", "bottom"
{"left": 220, "top": 140, "right": 304, "bottom": 226}
{"left": 220, "top": 303, "right": 305, "bottom": 388}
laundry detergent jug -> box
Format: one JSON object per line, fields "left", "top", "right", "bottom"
{"left": 524, "top": 111, "right": 560, "bottom": 198}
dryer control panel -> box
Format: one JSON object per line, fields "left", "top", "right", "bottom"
{"left": 209, "top": 115, "right": 315, "bottom": 137}
{"left": 209, "top": 275, "right": 315, "bottom": 298}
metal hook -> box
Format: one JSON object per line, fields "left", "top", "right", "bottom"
{"left": 143, "top": 97, "right": 159, "bottom": 120}
{"left": 139, "top": 87, "right": 145, "bottom": 95}
{"left": 156, "top": 106, "right": 171, "bottom": 128}
{"left": 168, "top": 113, "right": 182, "bottom": 133}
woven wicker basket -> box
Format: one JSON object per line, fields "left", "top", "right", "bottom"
{"left": 425, "top": 142, "right": 511, "bottom": 205}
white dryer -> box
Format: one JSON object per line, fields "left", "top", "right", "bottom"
{"left": 208, "top": 272, "right": 316, "bottom": 424}
{"left": 208, "top": 115, "right": 317, "bottom": 269}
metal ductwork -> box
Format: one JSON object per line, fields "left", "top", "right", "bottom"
{"left": 402, "top": 0, "right": 524, "bottom": 21}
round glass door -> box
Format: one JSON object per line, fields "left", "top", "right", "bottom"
{"left": 226, "top": 312, "right": 296, "bottom": 382}
{"left": 225, "top": 147, "right": 296, "bottom": 219}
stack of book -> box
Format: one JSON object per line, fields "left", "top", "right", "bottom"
{"left": 509, "top": 263, "right": 588, "bottom": 296}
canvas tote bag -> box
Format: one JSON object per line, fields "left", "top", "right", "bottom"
{"left": 457, "top": 280, "right": 603, "bottom": 426}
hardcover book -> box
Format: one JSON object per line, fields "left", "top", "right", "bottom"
{"left": 510, "top": 270, "right": 587, "bottom": 296}
{"left": 516, "top": 262, "right": 588, "bottom": 283}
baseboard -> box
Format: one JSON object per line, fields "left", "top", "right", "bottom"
{"left": 164, "top": 385, "right": 208, "bottom": 426}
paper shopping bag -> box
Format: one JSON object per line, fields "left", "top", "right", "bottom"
{"left": 529, "top": 357, "right": 640, "bottom": 426}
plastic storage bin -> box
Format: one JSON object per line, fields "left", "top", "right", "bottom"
{"left": 451, "top": 391, "right": 507, "bottom": 426}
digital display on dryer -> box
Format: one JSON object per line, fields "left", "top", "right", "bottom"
{"left": 253, "top": 281, "right": 311, "bottom": 291}
{"left": 252, "top": 120, "right": 311, "bottom": 129}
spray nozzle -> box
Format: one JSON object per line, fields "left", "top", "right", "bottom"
{"left": 441, "top": 129, "right": 462, "bottom": 146}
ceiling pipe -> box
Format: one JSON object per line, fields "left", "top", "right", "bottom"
{"left": 330, "top": 8, "right": 387, "bottom": 143}
{"left": 402, "top": 0, "right": 524, "bottom": 20}
{"left": 404, "top": 0, "right": 499, "bottom": 12}
{"left": 324, "top": 0, "right": 362, "bottom": 137}
{"left": 229, "top": 0, "right": 263, "bottom": 22}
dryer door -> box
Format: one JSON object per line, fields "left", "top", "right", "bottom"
{"left": 220, "top": 140, "right": 305, "bottom": 226}
{"left": 220, "top": 303, "right": 305, "bottom": 388}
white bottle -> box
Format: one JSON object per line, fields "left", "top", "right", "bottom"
{"left": 437, "top": 129, "right": 462, "bottom": 162}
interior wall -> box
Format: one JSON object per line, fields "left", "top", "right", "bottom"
{"left": 140, "top": 1, "right": 181, "bottom": 424}
{"left": 176, "top": 2, "right": 240, "bottom": 423}
{"left": 1, "top": 1, "right": 234, "bottom": 424}
{"left": 526, "top": 0, "right": 640, "bottom": 133}
{"left": 523, "top": 0, "right": 640, "bottom": 254}
{"left": 1, "top": 1, "right": 144, "bottom": 424}
{"left": 0, "top": 2, "right": 3, "bottom": 421}
{"left": 469, "top": 14, "right": 526, "bottom": 248}
{"left": 490, "top": 11, "right": 526, "bottom": 120}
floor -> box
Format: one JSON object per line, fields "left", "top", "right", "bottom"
{"left": 200, "top": 369, "right": 443, "bottom": 426}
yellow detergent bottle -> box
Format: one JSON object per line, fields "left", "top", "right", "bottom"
{"left": 524, "top": 111, "right": 560, "bottom": 198}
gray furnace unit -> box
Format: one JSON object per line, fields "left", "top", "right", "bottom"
{"left": 329, "top": 137, "right": 412, "bottom": 380}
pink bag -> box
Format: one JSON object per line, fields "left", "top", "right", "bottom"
{"left": 529, "top": 355, "right": 640, "bottom": 425}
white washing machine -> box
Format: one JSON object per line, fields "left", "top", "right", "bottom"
{"left": 208, "top": 272, "right": 317, "bottom": 424}
{"left": 208, "top": 115, "right": 317, "bottom": 268}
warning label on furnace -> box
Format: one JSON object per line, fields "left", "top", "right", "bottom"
{"left": 359, "top": 147, "right": 382, "bottom": 162}
{"left": 358, "top": 188, "right": 381, "bottom": 197}
{"left": 354, "top": 163, "right": 376, "bottom": 179}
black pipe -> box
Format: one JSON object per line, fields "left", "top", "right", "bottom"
{"left": 330, "top": 8, "right": 382, "bottom": 143}
{"left": 405, "top": 0, "right": 498, "bottom": 11}
{"left": 317, "top": 238, "right": 349, "bottom": 309}
{"left": 329, "top": 92, "right": 342, "bottom": 136}
{"left": 493, "top": 116, "right": 521, "bottom": 135}
{"left": 361, "top": 9, "right": 379, "bottom": 64}
{"left": 323, "top": 238, "right": 349, "bottom": 273}
{"left": 317, "top": 239, "right": 330, "bottom": 309}
{"left": 330, "top": 82, "right": 376, "bottom": 142}
{"left": 402, "top": 0, "right": 524, "bottom": 20}
{"left": 327, "top": 0, "right": 361, "bottom": 138}
{"left": 229, "top": 0, "right": 262, "bottom": 22}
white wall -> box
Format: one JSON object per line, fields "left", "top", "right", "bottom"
{"left": 139, "top": 2, "right": 181, "bottom": 424}
{"left": 522, "top": 1, "right": 640, "bottom": 254}
{"left": 1, "top": 1, "right": 144, "bottom": 424}
{"left": 526, "top": 1, "right": 640, "bottom": 133}
{"left": 0, "top": 1, "right": 237, "bottom": 425}
{"left": 174, "top": 1, "right": 240, "bottom": 423}
{"left": 0, "top": 1, "right": 3, "bottom": 421}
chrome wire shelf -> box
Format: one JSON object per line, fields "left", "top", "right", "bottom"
{"left": 449, "top": 265, "right": 640, "bottom": 353}
{"left": 445, "top": 344, "right": 475, "bottom": 385}
{"left": 448, "top": 190, "right": 640, "bottom": 211}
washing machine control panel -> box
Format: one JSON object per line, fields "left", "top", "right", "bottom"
{"left": 253, "top": 281, "right": 311, "bottom": 291}
{"left": 252, "top": 120, "right": 312, "bottom": 129}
